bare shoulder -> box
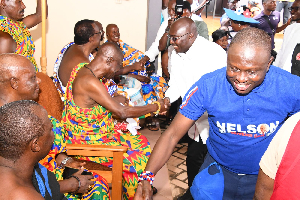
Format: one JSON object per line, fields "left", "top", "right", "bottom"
{"left": 75, "top": 70, "right": 104, "bottom": 91}
{"left": 0, "top": 173, "right": 43, "bottom": 200}
{"left": 61, "top": 45, "right": 90, "bottom": 68}
{"left": 0, "top": 30, "right": 16, "bottom": 53}
{"left": 9, "top": 186, "right": 44, "bottom": 200}
{"left": 58, "top": 45, "right": 90, "bottom": 84}
{"left": 72, "top": 69, "right": 107, "bottom": 107}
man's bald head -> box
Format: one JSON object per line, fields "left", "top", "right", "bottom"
{"left": 0, "top": 53, "right": 35, "bottom": 83}
{"left": 169, "top": 17, "right": 197, "bottom": 53}
{"left": 106, "top": 24, "right": 120, "bottom": 44}
{"left": 171, "top": 17, "right": 197, "bottom": 36}
{"left": 106, "top": 24, "right": 118, "bottom": 33}
{"left": 0, "top": 54, "right": 40, "bottom": 103}
{"left": 91, "top": 42, "right": 123, "bottom": 79}
{"left": 97, "top": 42, "right": 123, "bottom": 59}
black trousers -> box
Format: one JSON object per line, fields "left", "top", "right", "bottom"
{"left": 186, "top": 137, "right": 208, "bottom": 187}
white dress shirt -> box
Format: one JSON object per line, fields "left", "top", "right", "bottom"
{"left": 166, "top": 35, "right": 227, "bottom": 103}
{"left": 274, "top": 23, "right": 300, "bottom": 72}
{"left": 166, "top": 35, "right": 227, "bottom": 142}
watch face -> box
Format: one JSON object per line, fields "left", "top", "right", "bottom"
{"left": 61, "top": 157, "right": 72, "bottom": 168}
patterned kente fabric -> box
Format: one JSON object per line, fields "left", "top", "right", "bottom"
{"left": 118, "top": 40, "right": 168, "bottom": 104}
{"left": 61, "top": 63, "right": 151, "bottom": 200}
{"left": 0, "top": 15, "right": 38, "bottom": 71}
{"left": 39, "top": 116, "right": 110, "bottom": 200}
{"left": 53, "top": 42, "right": 117, "bottom": 100}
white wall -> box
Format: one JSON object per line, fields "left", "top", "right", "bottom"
{"left": 23, "top": 0, "right": 148, "bottom": 75}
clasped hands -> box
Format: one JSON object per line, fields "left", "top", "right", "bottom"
{"left": 64, "top": 158, "right": 95, "bottom": 194}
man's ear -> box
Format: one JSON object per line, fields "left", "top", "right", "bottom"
{"left": 189, "top": 32, "right": 194, "bottom": 39}
{"left": 0, "top": 0, "right": 7, "bottom": 9}
{"left": 30, "top": 137, "right": 40, "bottom": 152}
{"left": 267, "top": 56, "right": 274, "bottom": 71}
{"left": 88, "top": 35, "right": 94, "bottom": 43}
{"left": 106, "top": 56, "right": 113, "bottom": 65}
{"left": 10, "top": 77, "right": 18, "bottom": 90}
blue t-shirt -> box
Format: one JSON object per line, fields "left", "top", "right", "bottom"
{"left": 180, "top": 66, "right": 300, "bottom": 174}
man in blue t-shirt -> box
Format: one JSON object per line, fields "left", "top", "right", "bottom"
{"left": 135, "top": 27, "right": 300, "bottom": 200}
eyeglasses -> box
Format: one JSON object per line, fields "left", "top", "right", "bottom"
{"left": 94, "top": 30, "right": 103, "bottom": 35}
{"left": 288, "top": 6, "right": 300, "bottom": 12}
{"left": 168, "top": 32, "right": 190, "bottom": 42}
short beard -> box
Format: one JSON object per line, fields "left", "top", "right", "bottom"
{"left": 291, "top": 18, "right": 300, "bottom": 22}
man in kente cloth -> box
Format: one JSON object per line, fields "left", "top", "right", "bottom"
{"left": 0, "top": 0, "right": 47, "bottom": 71}
{"left": 61, "top": 42, "right": 170, "bottom": 200}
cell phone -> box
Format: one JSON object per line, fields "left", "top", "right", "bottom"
{"left": 62, "top": 167, "right": 92, "bottom": 180}
{"left": 119, "top": 75, "right": 126, "bottom": 85}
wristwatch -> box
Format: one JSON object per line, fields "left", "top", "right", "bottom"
{"left": 60, "top": 156, "right": 72, "bottom": 169}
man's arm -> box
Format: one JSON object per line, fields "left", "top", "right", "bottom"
{"left": 253, "top": 168, "right": 274, "bottom": 200}
{"left": 158, "top": 19, "right": 174, "bottom": 51}
{"left": 136, "top": 113, "right": 195, "bottom": 199}
{"left": 145, "top": 20, "right": 169, "bottom": 62}
{"left": 276, "top": 18, "right": 291, "bottom": 33}
{"left": 158, "top": 32, "right": 169, "bottom": 51}
{"left": 193, "top": 0, "right": 211, "bottom": 15}
{"left": 22, "top": 0, "right": 48, "bottom": 29}
{"left": 115, "top": 62, "right": 144, "bottom": 76}
{"left": 86, "top": 77, "right": 168, "bottom": 119}
{"left": 0, "top": 31, "right": 17, "bottom": 53}
{"left": 127, "top": 74, "right": 151, "bottom": 83}
{"left": 195, "top": 21, "right": 209, "bottom": 40}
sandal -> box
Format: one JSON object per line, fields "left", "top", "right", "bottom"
{"left": 160, "top": 118, "right": 172, "bottom": 129}
{"left": 146, "top": 117, "right": 160, "bottom": 131}
{"left": 152, "top": 186, "right": 158, "bottom": 195}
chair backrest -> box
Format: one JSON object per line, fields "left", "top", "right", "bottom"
{"left": 66, "top": 143, "right": 127, "bottom": 200}
{"left": 35, "top": 72, "right": 64, "bottom": 120}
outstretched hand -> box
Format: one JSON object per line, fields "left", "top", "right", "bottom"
{"left": 157, "top": 97, "right": 170, "bottom": 114}
{"left": 140, "top": 56, "right": 150, "bottom": 66}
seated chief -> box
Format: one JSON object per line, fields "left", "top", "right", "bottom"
{"left": 61, "top": 42, "right": 170, "bottom": 200}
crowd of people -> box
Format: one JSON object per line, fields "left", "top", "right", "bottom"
{"left": 0, "top": 0, "right": 300, "bottom": 200}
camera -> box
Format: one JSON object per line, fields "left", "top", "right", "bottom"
{"left": 175, "top": 0, "right": 184, "bottom": 18}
